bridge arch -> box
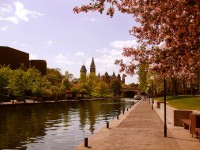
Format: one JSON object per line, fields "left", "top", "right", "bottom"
{"left": 121, "top": 88, "right": 138, "bottom": 98}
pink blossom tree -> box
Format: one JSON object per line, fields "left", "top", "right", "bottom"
{"left": 74, "top": 0, "right": 200, "bottom": 78}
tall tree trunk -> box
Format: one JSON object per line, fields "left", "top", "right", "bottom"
{"left": 182, "top": 78, "right": 186, "bottom": 95}
{"left": 171, "top": 78, "right": 178, "bottom": 96}
{"left": 190, "top": 78, "right": 193, "bottom": 95}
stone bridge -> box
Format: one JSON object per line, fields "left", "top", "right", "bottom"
{"left": 121, "top": 88, "right": 138, "bottom": 98}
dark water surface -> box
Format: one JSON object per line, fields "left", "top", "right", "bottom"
{"left": 0, "top": 98, "right": 136, "bottom": 150}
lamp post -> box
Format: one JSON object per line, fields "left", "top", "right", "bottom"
{"left": 164, "top": 78, "right": 167, "bottom": 137}
{"left": 150, "top": 76, "right": 154, "bottom": 110}
{"left": 147, "top": 84, "right": 150, "bottom": 104}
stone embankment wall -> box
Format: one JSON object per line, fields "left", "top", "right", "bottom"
{"left": 154, "top": 100, "right": 192, "bottom": 126}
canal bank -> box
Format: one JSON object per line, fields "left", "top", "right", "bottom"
{"left": 74, "top": 100, "right": 199, "bottom": 150}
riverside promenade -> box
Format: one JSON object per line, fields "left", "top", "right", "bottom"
{"left": 75, "top": 99, "right": 199, "bottom": 150}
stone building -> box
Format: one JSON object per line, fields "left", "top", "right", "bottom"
{"left": 80, "top": 64, "right": 87, "bottom": 79}
{"left": 0, "top": 46, "right": 29, "bottom": 69}
{"left": 29, "top": 60, "right": 47, "bottom": 75}
{"left": 0, "top": 46, "right": 47, "bottom": 75}
{"left": 80, "top": 57, "right": 126, "bottom": 84}
{"left": 90, "top": 57, "right": 96, "bottom": 75}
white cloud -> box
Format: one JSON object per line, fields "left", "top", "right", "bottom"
{"left": 13, "top": 1, "right": 43, "bottom": 22}
{"left": 55, "top": 53, "right": 74, "bottom": 65}
{"left": 75, "top": 51, "right": 84, "bottom": 57}
{"left": 0, "top": 16, "right": 18, "bottom": 24}
{"left": 0, "top": 1, "right": 43, "bottom": 24}
{"left": 110, "top": 40, "right": 139, "bottom": 49}
{"left": 47, "top": 40, "right": 54, "bottom": 47}
{"left": 0, "top": 4, "right": 12, "bottom": 15}
{"left": 0, "top": 26, "right": 7, "bottom": 31}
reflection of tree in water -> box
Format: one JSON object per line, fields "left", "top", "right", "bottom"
{"left": 0, "top": 102, "right": 71, "bottom": 149}
{"left": 0, "top": 99, "right": 134, "bottom": 149}
{"left": 78, "top": 101, "right": 87, "bottom": 131}
{"left": 0, "top": 105, "right": 46, "bottom": 149}
{"left": 87, "top": 101, "right": 100, "bottom": 134}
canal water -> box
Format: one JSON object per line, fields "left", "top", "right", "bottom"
{"left": 0, "top": 98, "right": 137, "bottom": 150}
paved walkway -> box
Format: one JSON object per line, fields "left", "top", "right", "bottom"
{"left": 75, "top": 100, "right": 199, "bottom": 150}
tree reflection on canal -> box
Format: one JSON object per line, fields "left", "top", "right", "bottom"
{"left": 0, "top": 98, "right": 136, "bottom": 149}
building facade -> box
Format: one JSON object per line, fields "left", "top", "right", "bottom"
{"left": 0, "top": 46, "right": 29, "bottom": 69}
{"left": 0, "top": 46, "right": 47, "bottom": 75}
{"left": 80, "top": 57, "right": 126, "bottom": 84}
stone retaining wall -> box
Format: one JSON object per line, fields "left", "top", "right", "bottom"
{"left": 154, "top": 100, "right": 193, "bottom": 126}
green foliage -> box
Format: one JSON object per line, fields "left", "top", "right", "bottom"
{"left": 50, "top": 85, "right": 64, "bottom": 100}
{"left": 80, "top": 72, "right": 87, "bottom": 82}
{"left": 62, "top": 78, "right": 72, "bottom": 90}
{"left": 8, "top": 68, "right": 28, "bottom": 100}
{"left": 86, "top": 73, "right": 100, "bottom": 93}
{"left": 92, "top": 81, "right": 109, "bottom": 97}
{"left": 0, "top": 66, "right": 12, "bottom": 91}
{"left": 46, "top": 68, "right": 63, "bottom": 78}
{"left": 62, "top": 71, "right": 75, "bottom": 90}
{"left": 32, "top": 76, "right": 51, "bottom": 98}
{"left": 26, "top": 67, "right": 42, "bottom": 96}
{"left": 110, "top": 78, "right": 121, "bottom": 96}
{"left": 155, "top": 95, "right": 200, "bottom": 110}
{"left": 138, "top": 63, "right": 148, "bottom": 92}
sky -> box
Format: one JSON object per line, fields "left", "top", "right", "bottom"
{"left": 0, "top": 0, "right": 139, "bottom": 84}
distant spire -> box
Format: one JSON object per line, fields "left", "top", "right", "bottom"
{"left": 112, "top": 72, "right": 116, "bottom": 78}
{"left": 90, "top": 57, "right": 96, "bottom": 75}
{"left": 117, "top": 74, "right": 121, "bottom": 81}
{"left": 91, "top": 57, "right": 95, "bottom": 66}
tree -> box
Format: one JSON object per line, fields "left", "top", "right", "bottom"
{"left": 50, "top": 85, "right": 64, "bottom": 101}
{"left": 8, "top": 68, "right": 28, "bottom": 101}
{"left": 0, "top": 66, "right": 12, "bottom": 102}
{"left": 46, "top": 68, "right": 63, "bottom": 79}
{"left": 110, "top": 78, "right": 121, "bottom": 96}
{"left": 74, "top": 1, "right": 200, "bottom": 79}
{"left": 138, "top": 63, "right": 148, "bottom": 92}
{"left": 92, "top": 81, "right": 109, "bottom": 97}
{"left": 26, "top": 67, "right": 42, "bottom": 97}
{"left": 62, "top": 71, "right": 74, "bottom": 90}
{"left": 0, "top": 66, "right": 12, "bottom": 93}
{"left": 87, "top": 73, "right": 100, "bottom": 93}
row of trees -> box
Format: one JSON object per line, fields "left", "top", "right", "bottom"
{"left": 0, "top": 65, "right": 127, "bottom": 102}
{"left": 74, "top": 0, "right": 200, "bottom": 95}
{"left": 138, "top": 62, "right": 200, "bottom": 97}
{"left": 0, "top": 66, "right": 61, "bottom": 102}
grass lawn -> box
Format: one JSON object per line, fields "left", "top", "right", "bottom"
{"left": 155, "top": 95, "right": 200, "bottom": 110}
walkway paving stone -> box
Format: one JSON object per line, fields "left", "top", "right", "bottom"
{"left": 74, "top": 100, "right": 199, "bottom": 150}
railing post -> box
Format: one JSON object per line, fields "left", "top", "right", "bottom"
{"left": 106, "top": 121, "right": 109, "bottom": 128}
{"left": 84, "top": 138, "right": 88, "bottom": 147}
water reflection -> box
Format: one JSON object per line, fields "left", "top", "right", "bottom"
{"left": 0, "top": 98, "right": 136, "bottom": 149}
